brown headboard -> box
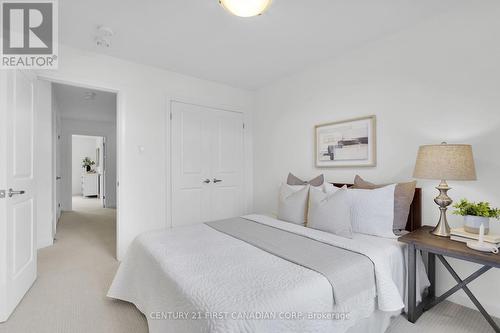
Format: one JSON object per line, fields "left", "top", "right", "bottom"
{"left": 331, "top": 183, "right": 422, "bottom": 232}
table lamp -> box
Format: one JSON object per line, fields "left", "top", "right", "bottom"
{"left": 413, "top": 142, "right": 477, "bottom": 237}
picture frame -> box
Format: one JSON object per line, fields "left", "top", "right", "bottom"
{"left": 315, "top": 115, "right": 376, "bottom": 168}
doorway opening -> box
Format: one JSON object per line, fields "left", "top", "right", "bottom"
{"left": 51, "top": 82, "right": 118, "bottom": 257}
{"left": 72, "top": 135, "right": 106, "bottom": 210}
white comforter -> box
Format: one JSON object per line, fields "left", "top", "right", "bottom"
{"left": 108, "top": 214, "right": 429, "bottom": 333}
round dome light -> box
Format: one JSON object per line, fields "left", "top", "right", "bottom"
{"left": 219, "top": 0, "right": 272, "bottom": 18}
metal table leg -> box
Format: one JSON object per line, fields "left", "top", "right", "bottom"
{"left": 407, "top": 243, "right": 417, "bottom": 323}
{"left": 437, "top": 255, "right": 500, "bottom": 333}
{"left": 427, "top": 252, "right": 435, "bottom": 299}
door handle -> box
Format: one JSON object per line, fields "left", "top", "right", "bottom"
{"left": 213, "top": 178, "right": 222, "bottom": 183}
{"left": 8, "top": 188, "right": 25, "bottom": 197}
{"left": 202, "top": 178, "right": 211, "bottom": 184}
{"left": 56, "top": 176, "right": 61, "bottom": 180}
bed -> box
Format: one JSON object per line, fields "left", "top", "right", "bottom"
{"left": 108, "top": 186, "right": 429, "bottom": 333}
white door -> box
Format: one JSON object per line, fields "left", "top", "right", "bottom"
{"left": 55, "top": 129, "right": 62, "bottom": 221}
{"left": 171, "top": 102, "right": 213, "bottom": 226}
{"left": 171, "top": 102, "right": 244, "bottom": 227}
{"left": 211, "top": 110, "right": 244, "bottom": 220}
{"left": 0, "top": 70, "right": 37, "bottom": 322}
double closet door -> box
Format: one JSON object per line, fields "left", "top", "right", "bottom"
{"left": 171, "top": 101, "right": 244, "bottom": 227}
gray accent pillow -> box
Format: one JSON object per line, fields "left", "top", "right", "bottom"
{"left": 287, "top": 173, "right": 324, "bottom": 187}
{"left": 352, "top": 175, "right": 416, "bottom": 231}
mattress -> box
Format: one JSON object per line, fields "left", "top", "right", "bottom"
{"left": 108, "top": 214, "right": 429, "bottom": 333}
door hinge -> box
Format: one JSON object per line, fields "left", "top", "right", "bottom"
{"left": 170, "top": 112, "right": 172, "bottom": 120}
{"left": 0, "top": 190, "right": 5, "bottom": 199}
{"left": 243, "top": 123, "right": 245, "bottom": 129}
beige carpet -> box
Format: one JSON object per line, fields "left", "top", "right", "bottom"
{"left": 0, "top": 197, "right": 498, "bottom": 332}
{"left": 0, "top": 196, "right": 148, "bottom": 333}
{"left": 388, "top": 301, "right": 500, "bottom": 333}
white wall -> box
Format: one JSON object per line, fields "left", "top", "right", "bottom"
{"left": 35, "top": 80, "right": 54, "bottom": 249}
{"left": 71, "top": 136, "right": 100, "bottom": 195}
{"left": 36, "top": 45, "right": 254, "bottom": 260}
{"left": 96, "top": 136, "right": 105, "bottom": 200}
{"left": 254, "top": 1, "right": 500, "bottom": 317}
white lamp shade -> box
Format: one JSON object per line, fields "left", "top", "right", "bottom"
{"left": 413, "top": 143, "right": 477, "bottom": 181}
{"left": 219, "top": 0, "right": 272, "bottom": 17}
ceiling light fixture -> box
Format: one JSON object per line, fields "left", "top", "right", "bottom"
{"left": 219, "top": 0, "right": 272, "bottom": 17}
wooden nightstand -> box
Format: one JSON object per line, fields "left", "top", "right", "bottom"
{"left": 399, "top": 226, "right": 500, "bottom": 333}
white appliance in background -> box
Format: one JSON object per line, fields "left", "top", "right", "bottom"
{"left": 81, "top": 173, "right": 100, "bottom": 197}
{"left": 0, "top": 70, "right": 37, "bottom": 322}
{"left": 171, "top": 101, "right": 244, "bottom": 227}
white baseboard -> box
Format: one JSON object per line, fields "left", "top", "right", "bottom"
{"left": 37, "top": 237, "right": 54, "bottom": 249}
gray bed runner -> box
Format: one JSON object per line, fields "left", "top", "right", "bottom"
{"left": 206, "top": 217, "right": 376, "bottom": 305}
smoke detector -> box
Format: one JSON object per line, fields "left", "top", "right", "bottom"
{"left": 84, "top": 91, "right": 97, "bottom": 100}
{"left": 95, "top": 26, "right": 114, "bottom": 48}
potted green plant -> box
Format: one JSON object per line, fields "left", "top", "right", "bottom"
{"left": 452, "top": 199, "right": 500, "bottom": 235}
{"left": 82, "top": 157, "right": 95, "bottom": 173}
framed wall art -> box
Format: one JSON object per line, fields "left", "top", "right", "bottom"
{"left": 315, "top": 115, "right": 376, "bottom": 167}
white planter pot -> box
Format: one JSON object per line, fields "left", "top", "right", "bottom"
{"left": 464, "top": 215, "right": 490, "bottom": 234}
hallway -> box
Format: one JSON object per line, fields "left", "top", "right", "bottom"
{"left": 0, "top": 198, "right": 147, "bottom": 333}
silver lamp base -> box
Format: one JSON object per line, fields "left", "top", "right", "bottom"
{"left": 431, "top": 180, "right": 452, "bottom": 237}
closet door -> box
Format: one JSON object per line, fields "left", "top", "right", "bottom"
{"left": 171, "top": 102, "right": 244, "bottom": 227}
{"left": 210, "top": 110, "right": 244, "bottom": 221}
{"left": 171, "top": 102, "right": 212, "bottom": 226}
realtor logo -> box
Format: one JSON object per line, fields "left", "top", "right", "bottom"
{"left": 1, "top": 0, "right": 58, "bottom": 68}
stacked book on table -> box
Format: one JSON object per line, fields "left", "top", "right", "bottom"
{"left": 450, "top": 227, "right": 500, "bottom": 247}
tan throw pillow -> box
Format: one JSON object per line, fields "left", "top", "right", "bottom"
{"left": 352, "top": 175, "right": 416, "bottom": 231}
{"left": 287, "top": 173, "right": 324, "bottom": 187}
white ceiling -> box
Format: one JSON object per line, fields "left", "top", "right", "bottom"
{"left": 53, "top": 83, "right": 117, "bottom": 122}
{"left": 59, "top": 0, "right": 470, "bottom": 89}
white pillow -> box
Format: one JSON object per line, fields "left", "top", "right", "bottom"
{"left": 307, "top": 186, "right": 352, "bottom": 239}
{"left": 348, "top": 184, "right": 397, "bottom": 238}
{"left": 277, "top": 184, "right": 310, "bottom": 225}
{"left": 321, "top": 182, "right": 340, "bottom": 193}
